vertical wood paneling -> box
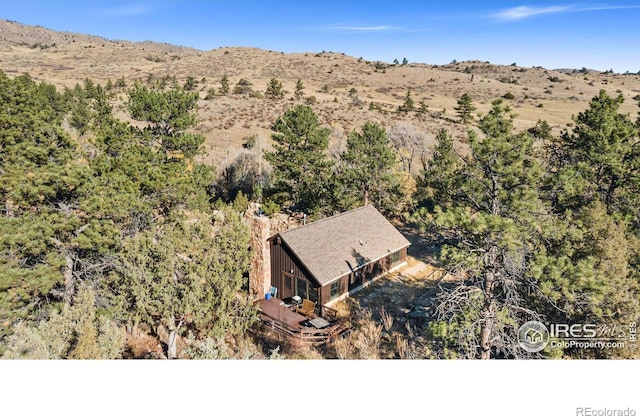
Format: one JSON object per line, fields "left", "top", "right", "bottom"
{"left": 270, "top": 238, "right": 318, "bottom": 300}
{"left": 270, "top": 237, "right": 408, "bottom": 307}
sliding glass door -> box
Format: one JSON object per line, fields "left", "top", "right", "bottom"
{"left": 295, "top": 277, "right": 318, "bottom": 303}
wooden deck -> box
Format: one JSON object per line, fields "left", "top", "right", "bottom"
{"left": 257, "top": 298, "right": 308, "bottom": 331}
{"left": 255, "top": 298, "right": 350, "bottom": 345}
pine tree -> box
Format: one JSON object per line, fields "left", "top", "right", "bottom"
{"left": 0, "top": 71, "right": 97, "bottom": 346}
{"left": 417, "top": 128, "right": 460, "bottom": 208}
{"left": 530, "top": 201, "right": 640, "bottom": 358}
{"left": 527, "top": 119, "right": 553, "bottom": 141}
{"left": 93, "top": 84, "right": 213, "bottom": 231}
{"left": 550, "top": 89, "right": 640, "bottom": 217}
{"left": 127, "top": 81, "right": 198, "bottom": 139}
{"left": 183, "top": 76, "right": 197, "bottom": 91}
{"left": 265, "top": 78, "right": 284, "bottom": 99}
{"left": 397, "top": 88, "right": 415, "bottom": 114}
{"left": 418, "top": 100, "right": 547, "bottom": 359}
{"left": 534, "top": 90, "right": 640, "bottom": 358}
{"left": 219, "top": 75, "right": 230, "bottom": 96}
{"left": 68, "top": 84, "right": 92, "bottom": 134}
{"left": 294, "top": 79, "right": 305, "bottom": 100}
{"left": 0, "top": 70, "right": 243, "bottom": 359}
{"left": 339, "top": 122, "right": 403, "bottom": 213}
{"left": 263, "top": 105, "right": 334, "bottom": 215}
{"left": 454, "top": 92, "right": 476, "bottom": 124}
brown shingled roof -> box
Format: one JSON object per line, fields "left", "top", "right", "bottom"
{"left": 273, "top": 205, "right": 411, "bottom": 286}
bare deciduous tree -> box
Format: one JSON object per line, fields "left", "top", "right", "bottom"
{"left": 387, "top": 124, "right": 427, "bottom": 175}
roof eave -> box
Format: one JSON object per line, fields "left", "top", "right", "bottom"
{"left": 318, "top": 242, "right": 411, "bottom": 286}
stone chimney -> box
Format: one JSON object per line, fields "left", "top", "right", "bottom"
{"left": 245, "top": 204, "right": 272, "bottom": 299}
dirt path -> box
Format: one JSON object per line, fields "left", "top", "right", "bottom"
{"left": 398, "top": 259, "right": 430, "bottom": 278}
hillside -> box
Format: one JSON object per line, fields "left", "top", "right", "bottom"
{"left": 2, "top": 18, "right": 640, "bottom": 365}
{"left": 2, "top": 18, "right": 640, "bottom": 172}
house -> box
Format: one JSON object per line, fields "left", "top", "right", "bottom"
{"left": 266, "top": 204, "right": 411, "bottom": 314}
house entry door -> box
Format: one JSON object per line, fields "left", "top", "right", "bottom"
{"left": 281, "top": 273, "right": 294, "bottom": 299}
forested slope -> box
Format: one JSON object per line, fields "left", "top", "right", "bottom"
{"left": 0, "top": 71, "right": 256, "bottom": 359}
{"left": 1, "top": 61, "right": 639, "bottom": 359}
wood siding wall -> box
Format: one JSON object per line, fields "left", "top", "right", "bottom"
{"left": 319, "top": 247, "right": 408, "bottom": 306}
{"left": 271, "top": 236, "right": 408, "bottom": 309}
{"left": 269, "top": 238, "right": 318, "bottom": 300}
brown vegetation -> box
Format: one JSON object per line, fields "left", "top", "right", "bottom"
{"left": 2, "top": 19, "right": 639, "bottom": 177}
{"left": 3, "top": 19, "right": 640, "bottom": 360}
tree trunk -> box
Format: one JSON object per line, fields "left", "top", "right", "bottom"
{"left": 167, "top": 329, "right": 177, "bottom": 360}
{"left": 604, "top": 175, "right": 618, "bottom": 213}
{"left": 479, "top": 279, "right": 495, "bottom": 359}
{"left": 479, "top": 245, "right": 498, "bottom": 359}
{"left": 62, "top": 253, "right": 75, "bottom": 304}
{"left": 167, "top": 318, "right": 182, "bottom": 359}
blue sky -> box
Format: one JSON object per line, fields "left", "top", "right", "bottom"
{"left": 2, "top": 1, "right": 640, "bottom": 72}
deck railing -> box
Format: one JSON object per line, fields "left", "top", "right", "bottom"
{"left": 258, "top": 312, "right": 350, "bottom": 345}
{"left": 321, "top": 304, "right": 340, "bottom": 320}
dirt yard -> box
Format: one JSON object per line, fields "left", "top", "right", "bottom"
{"left": 328, "top": 222, "right": 459, "bottom": 350}
{"left": 347, "top": 220, "right": 448, "bottom": 313}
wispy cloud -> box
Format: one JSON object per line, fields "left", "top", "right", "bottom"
{"left": 492, "top": 5, "right": 571, "bottom": 21}
{"left": 492, "top": 4, "right": 640, "bottom": 21}
{"left": 578, "top": 4, "right": 640, "bottom": 12}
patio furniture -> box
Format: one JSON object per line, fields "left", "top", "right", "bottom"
{"left": 296, "top": 299, "right": 316, "bottom": 317}
{"left": 308, "top": 317, "right": 330, "bottom": 329}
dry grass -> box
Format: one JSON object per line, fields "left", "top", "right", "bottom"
{"left": 379, "top": 306, "right": 394, "bottom": 332}
{"left": 333, "top": 309, "right": 384, "bottom": 359}
{"left": 3, "top": 19, "right": 640, "bottom": 178}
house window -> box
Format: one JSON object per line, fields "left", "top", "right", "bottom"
{"left": 284, "top": 274, "right": 292, "bottom": 290}
{"left": 330, "top": 280, "right": 340, "bottom": 300}
{"left": 390, "top": 250, "right": 401, "bottom": 264}
{"left": 296, "top": 278, "right": 307, "bottom": 299}
{"left": 295, "top": 278, "right": 318, "bottom": 303}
